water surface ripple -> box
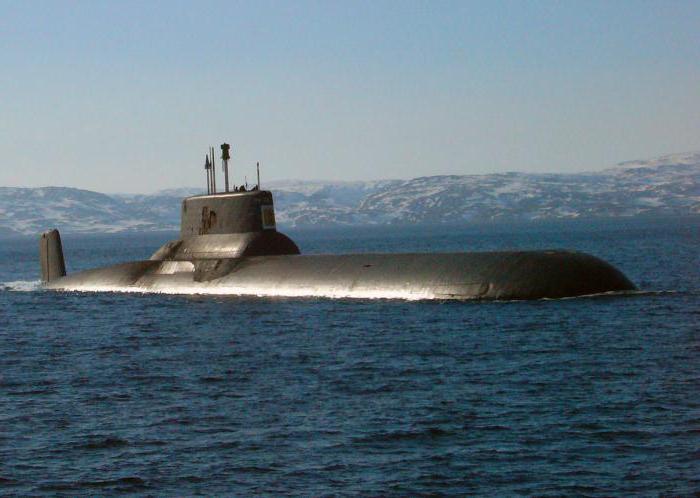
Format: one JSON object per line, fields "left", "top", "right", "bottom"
{"left": 1, "top": 220, "right": 698, "bottom": 496}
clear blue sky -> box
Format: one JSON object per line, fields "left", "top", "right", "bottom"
{"left": 1, "top": 0, "right": 699, "bottom": 192}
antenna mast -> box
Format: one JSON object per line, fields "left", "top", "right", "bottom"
{"left": 257, "top": 162, "right": 261, "bottom": 189}
{"left": 221, "top": 143, "right": 231, "bottom": 192}
{"left": 210, "top": 146, "right": 217, "bottom": 193}
{"left": 204, "top": 155, "right": 211, "bottom": 194}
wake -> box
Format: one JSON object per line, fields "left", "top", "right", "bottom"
{"left": 0, "top": 280, "right": 42, "bottom": 292}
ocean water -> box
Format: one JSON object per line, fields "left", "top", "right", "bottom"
{"left": 0, "top": 219, "right": 698, "bottom": 496}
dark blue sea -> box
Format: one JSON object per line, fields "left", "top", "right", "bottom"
{"left": 1, "top": 218, "right": 698, "bottom": 496}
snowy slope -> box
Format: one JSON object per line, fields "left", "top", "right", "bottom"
{"left": 1, "top": 152, "right": 698, "bottom": 236}
{"left": 0, "top": 187, "right": 163, "bottom": 236}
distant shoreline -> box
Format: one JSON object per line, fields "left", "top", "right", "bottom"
{"left": 2, "top": 214, "right": 698, "bottom": 241}
{"left": 2, "top": 153, "right": 698, "bottom": 237}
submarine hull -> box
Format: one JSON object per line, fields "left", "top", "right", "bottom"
{"left": 40, "top": 190, "right": 637, "bottom": 300}
{"left": 43, "top": 251, "right": 636, "bottom": 300}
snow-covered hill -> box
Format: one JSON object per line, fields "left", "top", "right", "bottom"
{"left": 1, "top": 152, "right": 698, "bottom": 236}
{"left": 358, "top": 153, "right": 699, "bottom": 224}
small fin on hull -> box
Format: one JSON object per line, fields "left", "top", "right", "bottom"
{"left": 40, "top": 229, "right": 67, "bottom": 282}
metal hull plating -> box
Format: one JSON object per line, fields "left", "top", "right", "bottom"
{"left": 44, "top": 251, "right": 636, "bottom": 300}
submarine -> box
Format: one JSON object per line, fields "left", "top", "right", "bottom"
{"left": 40, "top": 144, "right": 636, "bottom": 300}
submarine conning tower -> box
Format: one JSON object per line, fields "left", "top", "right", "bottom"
{"left": 181, "top": 190, "right": 278, "bottom": 238}
{"left": 150, "top": 189, "right": 300, "bottom": 262}
{"left": 149, "top": 143, "right": 300, "bottom": 262}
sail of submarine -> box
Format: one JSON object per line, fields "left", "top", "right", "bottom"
{"left": 39, "top": 145, "right": 636, "bottom": 300}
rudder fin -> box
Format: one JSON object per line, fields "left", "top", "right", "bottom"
{"left": 40, "top": 229, "right": 67, "bottom": 282}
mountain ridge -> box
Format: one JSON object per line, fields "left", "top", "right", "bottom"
{"left": 1, "top": 152, "right": 698, "bottom": 236}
